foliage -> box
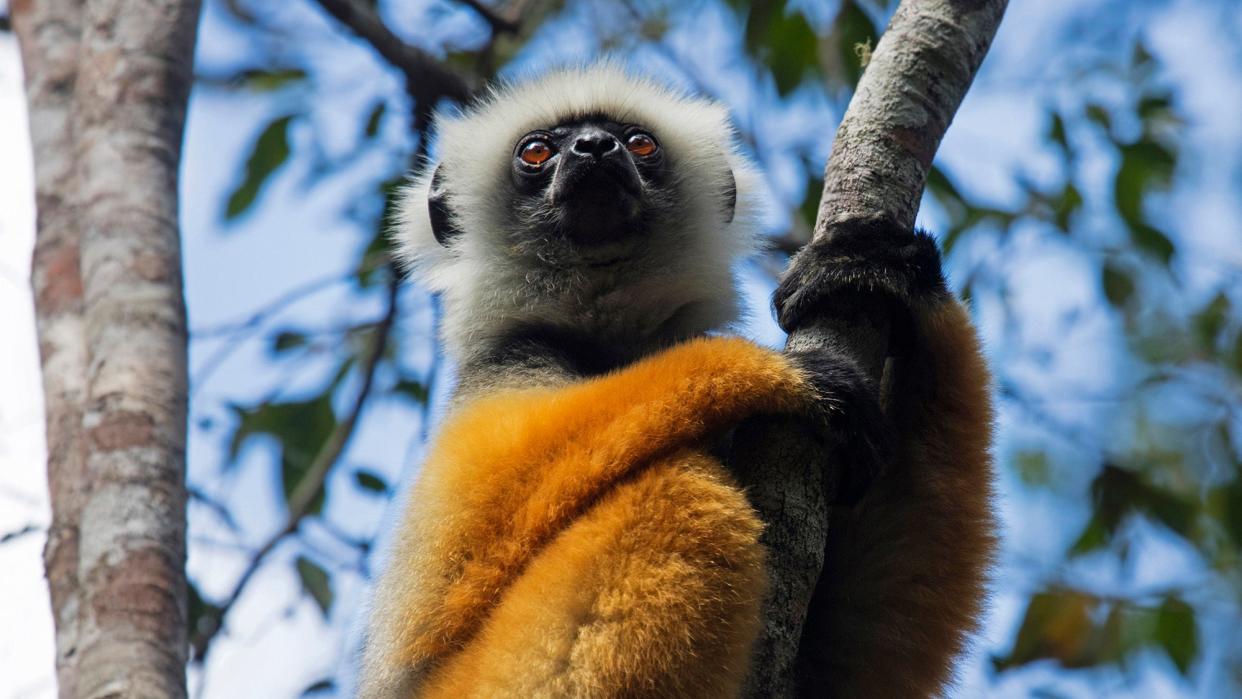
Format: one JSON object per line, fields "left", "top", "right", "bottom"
{"left": 177, "top": 0, "right": 1242, "bottom": 696}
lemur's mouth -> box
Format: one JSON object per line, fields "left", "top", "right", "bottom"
{"left": 548, "top": 164, "right": 644, "bottom": 246}
{"left": 550, "top": 157, "right": 642, "bottom": 205}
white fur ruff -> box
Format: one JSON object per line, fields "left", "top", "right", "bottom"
{"left": 394, "top": 63, "right": 764, "bottom": 361}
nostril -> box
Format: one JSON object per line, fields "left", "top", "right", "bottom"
{"left": 573, "top": 132, "right": 618, "bottom": 158}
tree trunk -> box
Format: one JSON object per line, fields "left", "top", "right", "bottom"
{"left": 12, "top": 2, "right": 88, "bottom": 695}
{"left": 735, "top": 1, "right": 1008, "bottom": 695}
{"left": 13, "top": 1, "right": 202, "bottom": 697}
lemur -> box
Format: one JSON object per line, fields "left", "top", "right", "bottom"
{"left": 358, "top": 64, "right": 996, "bottom": 698}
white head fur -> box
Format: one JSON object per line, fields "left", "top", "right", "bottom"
{"left": 395, "top": 63, "right": 763, "bottom": 364}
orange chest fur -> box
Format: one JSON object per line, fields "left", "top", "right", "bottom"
{"left": 386, "top": 337, "right": 813, "bottom": 677}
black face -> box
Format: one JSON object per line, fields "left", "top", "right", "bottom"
{"left": 508, "top": 118, "right": 669, "bottom": 244}
{"left": 427, "top": 116, "right": 736, "bottom": 252}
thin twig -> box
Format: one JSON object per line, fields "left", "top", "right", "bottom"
{"left": 190, "top": 273, "right": 400, "bottom": 659}
{"left": 191, "top": 266, "right": 377, "bottom": 338}
{"left": 1, "top": 524, "right": 44, "bottom": 545}
{"left": 188, "top": 486, "right": 243, "bottom": 534}
{"left": 189, "top": 266, "right": 380, "bottom": 397}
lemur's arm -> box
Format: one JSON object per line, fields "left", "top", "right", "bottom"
{"left": 774, "top": 220, "right": 997, "bottom": 698}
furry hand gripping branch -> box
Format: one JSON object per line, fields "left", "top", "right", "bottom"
{"left": 359, "top": 65, "right": 996, "bottom": 698}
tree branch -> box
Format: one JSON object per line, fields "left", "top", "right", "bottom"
{"left": 456, "top": 0, "right": 521, "bottom": 35}
{"left": 1, "top": 524, "right": 44, "bottom": 545}
{"left": 816, "top": 1, "right": 1009, "bottom": 233}
{"left": 736, "top": 1, "right": 1009, "bottom": 696}
{"left": 311, "top": 0, "right": 472, "bottom": 104}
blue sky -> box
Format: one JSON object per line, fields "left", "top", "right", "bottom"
{"left": 2, "top": 1, "right": 1240, "bottom": 697}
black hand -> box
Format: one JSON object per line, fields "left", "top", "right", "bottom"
{"left": 774, "top": 218, "right": 948, "bottom": 336}
{"left": 785, "top": 348, "right": 891, "bottom": 505}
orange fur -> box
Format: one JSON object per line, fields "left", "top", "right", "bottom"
{"left": 366, "top": 337, "right": 816, "bottom": 697}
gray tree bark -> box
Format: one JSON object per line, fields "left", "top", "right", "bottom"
{"left": 735, "top": 1, "right": 1008, "bottom": 695}
{"left": 12, "top": 3, "right": 87, "bottom": 695}
{"left": 12, "top": 1, "right": 202, "bottom": 697}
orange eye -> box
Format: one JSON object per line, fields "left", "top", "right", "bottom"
{"left": 626, "top": 133, "right": 658, "bottom": 157}
{"left": 519, "top": 140, "right": 553, "bottom": 165}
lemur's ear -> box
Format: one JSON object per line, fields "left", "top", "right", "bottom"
{"left": 428, "top": 165, "right": 464, "bottom": 246}
{"left": 722, "top": 168, "right": 737, "bottom": 224}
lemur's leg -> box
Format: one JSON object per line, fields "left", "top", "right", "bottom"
{"left": 774, "top": 220, "right": 997, "bottom": 698}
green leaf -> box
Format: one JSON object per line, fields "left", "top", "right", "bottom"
{"left": 745, "top": 2, "right": 821, "bottom": 95}
{"left": 1085, "top": 464, "right": 1196, "bottom": 544}
{"left": 225, "top": 114, "right": 295, "bottom": 220}
{"left": 1015, "top": 451, "right": 1051, "bottom": 486}
{"left": 354, "top": 469, "right": 389, "bottom": 494}
{"left": 295, "top": 556, "right": 334, "bottom": 617}
{"left": 1215, "top": 478, "right": 1242, "bottom": 549}
{"left": 227, "top": 395, "right": 336, "bottom": 515}
{"left": 1130, "top": 222, "right": 1175, "bottom": 266}
{"left": 743, "top": 0, "right": 780, "bottom": 54}
{"left": 1102, "top": 263, "right": 1135, "bottom": 307}
{"left": 1069, "top": 514, "right": 1110, "bottom": 556}
{"left": 1137, "top": 93, "right": 1174, "bottom": 121}
{"left": 328, "top": 355, "right": 358, "bottom": 393}
{"left": 300, "top": 679, "right": 335, "bottom": 697}
{"left": 1052, "top": 181, "right": 1083, "bottom": 232}
{"left": 993, "top": 591, "right": 1096, "bottom": 672}
{"left": 926, "top": 165, "right": 965, "bottom": 209}
{"left": 357, "top": 229, "right": 394, "bottom": 288}
{"left": 1192, "top": 292, "right": 1231, "bottom": 352}
{"left": 1085, "top": 103, "right": 1112, "bottom": 134}
{"left": 356, "top": 174, "right": 405, "bottom": 287}
{"left": 1155, "top": 597, "right": 1197, "bottom": 675}
{"left": 1098, "top": 603, "right": 1155, "bottom": 665}
{"left": 187, "top": 581, "right": 223, "bottom": 661}
{"left": 1141, "top": 480, "right": 1195, "bottom": 539}
{"left": 364, "top": 101, "right": 386, "bottom": 139}
{"left": 186, "top": 581, "right": 216, "bottom": 639}
{"left": 238, "top": 68, "right": 308, "bottom": 92}
{"left": 1113, "top": 138, "right": 1176, "bottom": 227}
{"left": 1233, "top": 333, "right": 1242, "bottom": 376}
{"left": 392, "top": 378, "right": 429, "bottom": 405}
{"left": 1046, "top": 112, "right": 1069, "bottom": 155}
{"left": 1132, "top": 40, "right": 1154, "bottom": 69}
{"left": 1087, "top": 465, "right": 1138, "bottom": 537}
{"left": 272, "top": 330, "right": 308, "bottom": 354}
{"left": 768, "top": 9, "right": 820, "bottom": 95}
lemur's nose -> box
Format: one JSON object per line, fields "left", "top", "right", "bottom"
{"left": 571, "top": 129, "right": 619, "bottom": 159}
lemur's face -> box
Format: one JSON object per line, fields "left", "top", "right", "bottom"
{"left": 425, "top": 113, "right": 737, "bottom": 255}
{"left": 404, "top": 67, "right": 757, "bottom": 355}
{"left": 507, "top": 117, "right": 673, "bottom": 245}
{"left": 506, "top": 120, "right": 670, "bottom": 245}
